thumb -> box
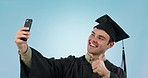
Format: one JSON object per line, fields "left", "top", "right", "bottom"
{"left": 99, "top": 54, "right": 105, "bottom": 61}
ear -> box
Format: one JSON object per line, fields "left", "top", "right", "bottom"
{"left": 107, "top": 42, "right": 114, "bottom": 49}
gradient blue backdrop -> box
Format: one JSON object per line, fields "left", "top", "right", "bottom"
{"left": 0, "top": 0, "right": 148, "bottom": 78}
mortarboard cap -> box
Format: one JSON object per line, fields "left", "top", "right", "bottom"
{"left": 94, "top": 14, "right": 129, "bottom": 42}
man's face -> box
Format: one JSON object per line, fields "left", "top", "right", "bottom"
{"left": 87, "top": 28, "right": 112, "bottom": 55}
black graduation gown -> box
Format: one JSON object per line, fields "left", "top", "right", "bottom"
{"left": 20, "top": 47, "right": 126, "bottom": 78}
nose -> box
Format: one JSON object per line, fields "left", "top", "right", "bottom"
{"left": 91, "top": 37, "right": 97, "bottom": 43}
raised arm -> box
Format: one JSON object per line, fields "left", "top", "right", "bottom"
{"left": 15, "top": 27, "right": 32, "bottom": 68}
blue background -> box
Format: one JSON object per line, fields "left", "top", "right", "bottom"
{"left": 0, "top": 0, "right": 148, "bottom": 78}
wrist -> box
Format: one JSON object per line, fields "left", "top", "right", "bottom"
{"left": 18, "top": 44, "right": 28, "bottom": 54}
{"left": 102, "top": 71, "right": 110, "bottom": 78}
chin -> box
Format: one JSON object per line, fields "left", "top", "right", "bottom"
{"left": 87, "top": 49, "right": 97, "bottom": 54}
{"left": 87, "top": 49, "right": 101, "bottom": 55}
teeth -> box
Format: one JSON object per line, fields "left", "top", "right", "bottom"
{"left": 90, "top": 43, "right": 97, "bottom": 47}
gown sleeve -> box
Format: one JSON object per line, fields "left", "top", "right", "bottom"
{"left": 20, "top": 47, "right": 66, "bottom": 78}
{"left": 105, "top": 60, "right": 126, "bottom": 78}
{"left": 20, "top": 59, "right": 30, "bottom": 78}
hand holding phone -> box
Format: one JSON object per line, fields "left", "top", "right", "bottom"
{"left": 20, "top": 19, "right": 33, "bottom": 41}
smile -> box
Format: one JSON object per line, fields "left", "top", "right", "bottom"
{"left": 89, "top": 42, "right": 98, "bottom": 48}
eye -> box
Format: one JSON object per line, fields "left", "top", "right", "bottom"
{"left": 98, "top": 37, "right": 104, "bottom": 40}
{"left": 91, "top": 33, "right": 94, "bottom": 36}
{"left": 90, "top": 32, "right": 95, "bottom": 36}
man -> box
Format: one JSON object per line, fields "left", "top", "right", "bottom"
{"left": 15, "top": 14, "right": 129, "bottom": 78}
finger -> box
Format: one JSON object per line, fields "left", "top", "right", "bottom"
{"left": 93, "top": 67, "right": 103, "bottom": 76}
{"left": 93, "top": 68, "right": 98, "bottom": 73}
{"left": 92, "top": 62, "right": 105, "bottom": 75}
{"left": 16, "top": 28, "right": 30, "bottom": 37}
{"left": 15, "top": 35, "right": 28, "bottom": 44}
{"left": 20, "top": 27, "right": 30, "bottom": 31}
{"left": 99, "top": 53, "right": 105, "bottom": 61}
{"left": 15, "top": 34, "right": 30, "bottom": 43}
{"left": 15, "top": 38, "right": 27, "bottom": 44}
{"left": 16, "top": 31, "right": 30, "bottom": 37}
{"left": 20, "top": 34, "right": 30, "bottom": 39}
{"left": 16, "top": 31, "right": 30, "bottom": 38}
{"left": 22, "top": 31, "right": 30, "bottom": 35}
{"left": 92, "top": 66, "right": 101, "bottom": 73}
{"left": 16, "top": 27, "right": 29, "bottom": 36}
{"left": 91, "top": 60, "right": 99, "bottom": 70}
{"left": 92, "top": 64, "right": 97, "bottom": 70}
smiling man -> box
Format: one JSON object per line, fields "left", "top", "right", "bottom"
{"left": 15, "top": 14, "right": 129, "bottom": 78}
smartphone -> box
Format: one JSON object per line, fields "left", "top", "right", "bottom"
{"left": 24, "top": 19, "right": 33, "bottom": 31}
{"left": 20, "top": 19, "right": 33, "bottom": 41}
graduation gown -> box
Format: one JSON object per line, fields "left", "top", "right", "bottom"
{"left": 20, "top": 47, "right": 126, "bottom": 78}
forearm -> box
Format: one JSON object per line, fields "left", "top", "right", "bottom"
{"left": 18, "top": 45, "right": 32, "bottom": 68}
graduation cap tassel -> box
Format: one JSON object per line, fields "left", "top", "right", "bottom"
{"left": 121, "top": 40, "right": 127, "bottom": 76}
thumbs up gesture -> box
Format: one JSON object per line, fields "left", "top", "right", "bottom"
{"left": 91, "top": 54, "right": 109, "bottom": 77}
